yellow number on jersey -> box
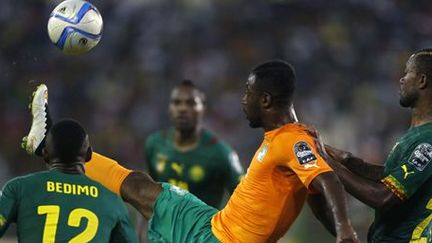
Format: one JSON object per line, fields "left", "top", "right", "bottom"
{"left": 38, "top": 205, "right": 99, "bottom": 243}
{"left": 410, "top": 198, "right": 432, "bottom": 243}
{"left": 68, "top": 208, "right": 99, "bottom": 243}
{"left": 38, "top": 205, "right": 60, "bottom": 243}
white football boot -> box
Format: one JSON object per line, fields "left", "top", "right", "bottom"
{"left": 22, "top": 84, "right": 51, "bottom": 155}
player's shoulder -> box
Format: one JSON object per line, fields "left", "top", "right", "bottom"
{"left": 7, "top": 171, "right": 50, "bottom": 184}
{"left": 403, "top": 123, "right": 432, "bottom": 144}
{"left": 146, "top": 128, "right": 171, "bottom": 144}
{"left": 273, "top": 123, "right": 314, "bottom": 144}
{"left": 1, "top": 171, "right": 49, "bottom": 192}
{"left": 201, "top": 129, "right": 233, "bottom": 151}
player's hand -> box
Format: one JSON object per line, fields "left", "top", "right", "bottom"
{"left": 336, "top": 226, "right": 359, "bottom": 243}
{"left": 324, "top": 145, "right": 352, "bottom": 165}
{"left": 303, "top": 125, "right": 330, "bottom": 160}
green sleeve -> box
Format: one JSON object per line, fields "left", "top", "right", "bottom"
{"left": 382, "top": 142, "right": 432, "bottom": 200}
{"left": 221, "top": 145, "right": 244, "bottom": 193}
{"left": 0, "top": 180, "right": 20, "bottom": 237}
{"left": 109, "top": 199, "right": 139, "bottom": 243}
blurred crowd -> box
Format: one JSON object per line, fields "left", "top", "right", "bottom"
{"left": 1, "top": 0, "right": 432, "bottom": 242}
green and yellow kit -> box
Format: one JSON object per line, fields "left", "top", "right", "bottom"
{"left": 370, "top": 122, "right": 432, "bottom": 242}
{"left": 0, "top": 170, "right": 138, "bottom": 243}
{"left": 145, "top": 128, "right": 244, "bottom": 208}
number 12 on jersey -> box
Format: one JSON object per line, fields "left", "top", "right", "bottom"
{"left": 38, "top": 205, "right": 99, "bottom": 243}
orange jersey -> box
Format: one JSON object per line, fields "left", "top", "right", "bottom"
{"left": 211, "top": 123, "right": 333, "bottom": 242}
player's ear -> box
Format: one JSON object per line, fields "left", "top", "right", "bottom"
{"left": 261, "top": 92, "right": 272, "bottom": 109}
{"left": 418, "top": 73, "right": 428, "bottom": 89}
{"left": 85, "top": 146, "right": 93, "bottom": 162}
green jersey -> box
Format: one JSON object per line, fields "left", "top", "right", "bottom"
{"left": 369, "top": 123, "right": 432, "bottom": 243}
{"left": 145, "top": 128, "right": 244, "bottom": 208}
{"left": 0, "top": 170, "right": 139, "bottom": 243}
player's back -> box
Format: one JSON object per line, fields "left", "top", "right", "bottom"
{"left": 1, "top": 169, "right": 137, "bottom": 243}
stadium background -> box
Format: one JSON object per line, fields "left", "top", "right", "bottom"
{"left": 1, "top": 0, "right": 431, "bottom": 242}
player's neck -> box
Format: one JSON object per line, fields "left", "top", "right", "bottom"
{"left": 410, "top": 109, "right": 432, "bottom": 128}
{"left": 410, "top": 98, "right": 432, "bottom": 128}
{"left": 49, "top": 162, "right": 85, "bottom": 174}
{"left": 263, "top": 105, "right": 298, "bottom": 132}
{"left": 173, "top": 127, "right": 201, "bottom": 151}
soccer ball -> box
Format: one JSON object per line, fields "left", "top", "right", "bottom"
{"left": 47, "top": 0, "right": 103, "bottom": 55}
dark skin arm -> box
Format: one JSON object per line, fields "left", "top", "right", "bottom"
{"left": 326, "top": 159, "right": 402, "bottom": 210}
{"left": 120, "top": 171, "right": 163, "bottom": 221}
{"left": 325, "top": 145, "right": 384, "bottom": 181}
{"left": 308, "top": 193, "right": 336, "bottom": 236}
{"left": 309, "top": 172, "right": 358, "bottom": 243}
{"left": 307, "top": 127, "right": 403, "bottom": 210}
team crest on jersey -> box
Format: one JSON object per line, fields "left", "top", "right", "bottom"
{"left": 294, "top": 141, "right": 318, "bottom": 168}
{"left": 0, "top": 214, "right": 6, "bottom": 227}
{"left": 408, "top": 143, "right": 432, "bottom": 171}
{"left": 156, "top": 153, "right": 167, "bottom": 173}
{"left": 257, "top": 144, "right": 268, "bottom": 162}
{"left": 189, "top": 165, "right": 205, "bottom": 182}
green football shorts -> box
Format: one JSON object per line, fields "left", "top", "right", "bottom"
{"left": 147, "top": 183, "right": 220, "bottom": 243}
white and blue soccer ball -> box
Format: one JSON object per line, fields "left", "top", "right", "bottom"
{"left": 47, "top": 0, "right": 103, "bottom": 55}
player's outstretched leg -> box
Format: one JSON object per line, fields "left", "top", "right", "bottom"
{"left": 21, "top": 84, "right": 52, "bottom": 156}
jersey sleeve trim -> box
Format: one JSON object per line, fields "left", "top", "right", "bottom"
{"left": 381, "top": 175, "right": 408, "bottom": 200}
{"left": 303, "top": 167, "right": 333, "bottom": 189}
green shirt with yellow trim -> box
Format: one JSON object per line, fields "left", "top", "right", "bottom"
{"left": 369, "top": 123, "right": 432, "bottom": 243}
{"left": 0, "top": 170, "right": 139, "bottom": 243}
{"left": 145, "top": 128, "right": 244, "bottom": 209}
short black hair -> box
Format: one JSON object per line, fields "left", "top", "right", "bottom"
{"left": 48, "top": 119, "right": 88, "bottom": 163}
{"left": 413, "top": 48, "right": 432, "bottom": 81}
{"left": 251, "top": 60, "right": 296, "bottom": 106}
{"left": 174, "top": 79, "right": 206, "bottom": 103}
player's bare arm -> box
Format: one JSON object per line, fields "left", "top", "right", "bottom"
{"left": 309, "top": 172, "right": 358, "bottom": 243}
{"left": 324, "top": 153, "right": 402, "bottom": 210}
{"left": 307, "top": 193, "right": 336, "bottom": 236}
{"left": 325, "top": 145, "right": 384, "bottom": 181}
{"left": 311, "top": 133, "right": 402, "bottom": 210}
{"left": 305, "top": 126, "right": 384, "bottom": 181}
{"left": 120, "top": 171, "right": 162, "bottom": 220}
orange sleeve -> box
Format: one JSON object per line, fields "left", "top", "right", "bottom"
{"left": 277, "top": 134, "right": 333, "bottom": 189}
{"left": 84, "top": 152, "right": 132, "bottom": 195}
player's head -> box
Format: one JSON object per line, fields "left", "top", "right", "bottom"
{"left": 43, "top": 119, "right": 92, "bottom": 165}
{"left": 241, "top": 60, "right": 296, "bottom": 128}
{"left": 169, "top": 80, "right": 205, "bottom": 132}
{"left": 399, "top": 49, "right": 432, "bottom": 108}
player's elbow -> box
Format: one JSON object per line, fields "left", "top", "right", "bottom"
{"left": 121, "top": 171, "right": 162, "bottom": 220}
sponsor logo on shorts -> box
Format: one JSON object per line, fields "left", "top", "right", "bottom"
{"left": 294, "top": 141, "right": 318, "bottom": 169}
{"left": 408, "top": 143, "right": 432, "bottom": 171}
